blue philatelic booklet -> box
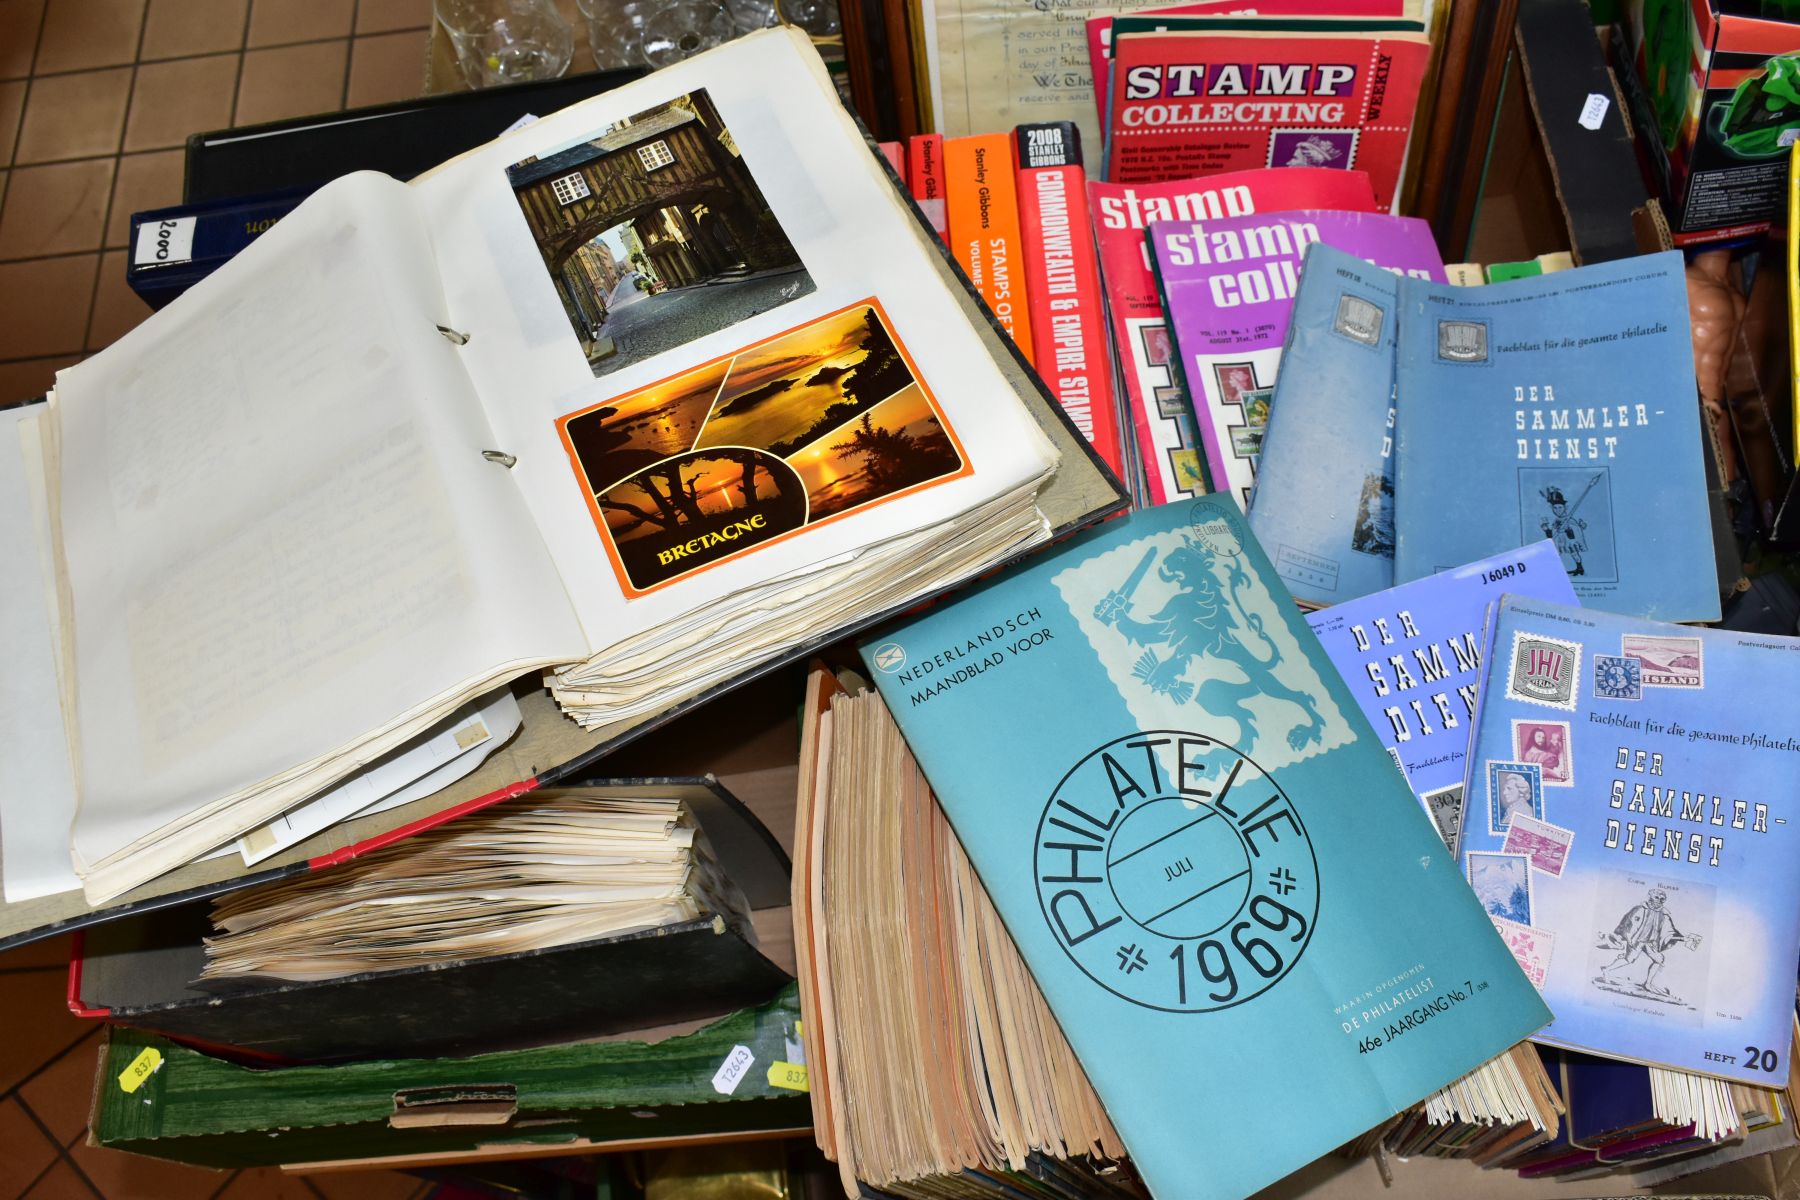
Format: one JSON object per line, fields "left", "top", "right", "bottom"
{"left": 859, "top": 500, "right": 1550, "bottom": 1200}
{"left": 1305, "top": 540, "right": 1577, "bottom": 853}
{"left": 1390, "top": 252, "right": 1720, "bottom": 623}
{"left": 1461, "top": 595, "right": 1800, "bottom": 1086}
{"left": 1249, "top": 244, "right": 1404, "bottom": 607}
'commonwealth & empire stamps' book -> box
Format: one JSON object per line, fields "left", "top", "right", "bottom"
{"left": 859, "top": 500, "right": 1550, "bottom": 1200}
{"left": 1305, "top": 540, "right": 1576, "bottom": 854}
{"left": 1460, "top": 595, "right": 1800, "bottom": 1087}
{"left": 1392, "top": 251, "right": 1720, "bottom": 623}
{"left": 1151, "top": 214, "right": 1441, "bottom": 511}
{"left": 1013, "top": 122, "right": 1126, "bottom": 480}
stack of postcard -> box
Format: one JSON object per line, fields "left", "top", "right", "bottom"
{"left": 201, "top": 793, "right": 744, "bottom": 982}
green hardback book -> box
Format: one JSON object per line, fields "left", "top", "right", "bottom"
{"left": 92, "top": 986, "right": 809, "bottom": 1169}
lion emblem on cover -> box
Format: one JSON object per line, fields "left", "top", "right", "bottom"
{"left": 1055, "top": 510, "right": 1351, "bottom": 769}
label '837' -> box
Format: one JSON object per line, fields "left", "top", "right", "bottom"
{"left": 1034, "top": 732, "right": 1319, "bottom": 1012}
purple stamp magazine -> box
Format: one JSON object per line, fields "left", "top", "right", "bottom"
{"left": 1148, "top": 210, "right": 1444, "bottom": 510}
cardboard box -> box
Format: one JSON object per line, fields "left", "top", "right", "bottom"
{"left": 1617, "top": 0, "right": 1800, "bottom": 243}
{"left": 1473, "top": 0, "right": 1669, "bottom": 266}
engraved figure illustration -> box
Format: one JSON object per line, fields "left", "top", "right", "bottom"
{"left": 1091, "top": 538, "right": 1327, "bottom": 750}
{"left": 1485, "top": 760, "right": 1542, "bottom": 835}
{"left": 1538, "top": 479, "right": 1596, "bottom": 577}
{"left": 1520, "top": 467, "right": 1617, "bottom": 583}
{"left": 1592, "top": 886, "right": 1704, "bottom": 1002}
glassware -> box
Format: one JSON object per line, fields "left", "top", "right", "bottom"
{"left": 637, "top": 0, "right": 736, "bottom": 67}
{"left": 576, "top": 0, "right": 733, "bottom": 69}
{"left": 573, "top": 0, "right": 650, "bottom": 70}
{"left": 724, "top": 0, "right": 779, "bottom": 34}
{"left": 435, "top": 0, "right": 574, "bottom": 89}
{"left": 779, "top": 0, "right": 840, "bottom": 37}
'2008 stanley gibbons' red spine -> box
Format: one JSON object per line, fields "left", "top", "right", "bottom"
{"left": 1011, "top": 122, "right": 1123, "bottom": 479}
{"left": 1104, "top": 26, "right": 1430, "bottom": 212}
{"left": 907, "top": 134, "right": 948, "bottom": 244}
{"left": 1088, "top": 167, "right": 1377, "bottom": 507}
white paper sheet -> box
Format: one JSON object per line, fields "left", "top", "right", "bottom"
{"left": 0, "top": 407, "right": 81, "bottom": 902}
{"left": 50, "top": 173, "right": 588, "bottom": 891}
{"left": 235, "top": 688, "right": 523, "bottom": 865}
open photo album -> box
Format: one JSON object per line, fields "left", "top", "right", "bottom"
{"left": 0, "top": 27, "right": 1121, "bottom": 913}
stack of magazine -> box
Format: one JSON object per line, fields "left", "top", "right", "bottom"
{"left": 1246, "top": 245, "right": 1719, "bottom": 620}
{"left": 793, "top": 666, "right": 1129, "bottom": 1196}
{"left": 832, "top": 500, "right": 1563, "bottom": 1199}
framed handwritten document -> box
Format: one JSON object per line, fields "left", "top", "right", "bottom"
{"left": 919, "top": 0, "right": 1172, "bottom": 148}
